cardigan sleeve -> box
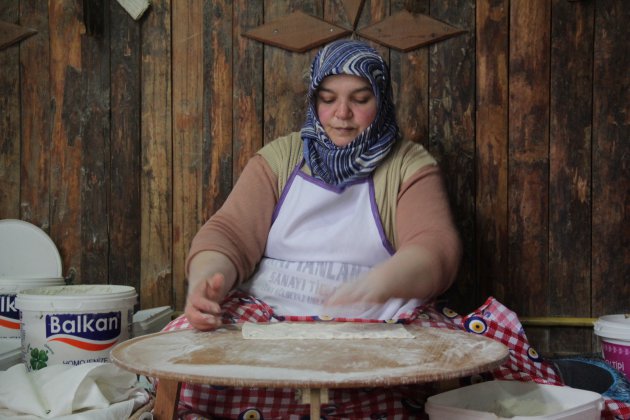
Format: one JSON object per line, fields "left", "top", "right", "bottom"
{"left": 395, "top": 165, "right": 462, "bottom": 294}
{"left": 185, "top": 155, "right": 279, "bottom": 285}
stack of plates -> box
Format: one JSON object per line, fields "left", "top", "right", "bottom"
{"left": 0, "top": 219, "right": 64, "bottom": 370}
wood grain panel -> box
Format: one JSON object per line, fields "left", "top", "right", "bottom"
{"left": 475, "top": 0, "right": 509, "bottom": 303}
{"left": 355, "top": 0, "right": 387, "bottom": 58}
{"left": 263, "top": 0, "right": 319, "bottom": 144}
{"left": 19, "top": 0, "right": 52, "bottom": 229}
{"left": 202, "top": 0, "right": 233, "bottom": 218}
{"left": 592, "top": 0, "right": 630, "bottom": 316}
{"left": 233, "top": 0, "right": 263, "bottom": 177}
{"left": 49, "top": 0, "right": 84, "bottom": 284}
{"left": 109, "top": 0, "right": 141, "bottom": 294}
{"left": 390, "top": 1, "right": 429, "bottom": 146}
{"left": 508, "top": 0, "right": 551, "bottom": 348}
{"left": 0, "top": 1, "right": 20, "bottom": 219}
{"left": 80, "top": 1, "right": 110, "bottom": 285}
{"left": 172, "top": 0, "right": 204, "bottom": 310}
{"left": 140, "top": 0, "right": 172, "bottom": 308}
{"left": 429, "top": 0, "right": 476, "bottom": 312}
{"left": 548, "top": 0, "right": 594, "bottom": 354}
{"left": 324, "top": 0, "right": 353, "bottom": 30}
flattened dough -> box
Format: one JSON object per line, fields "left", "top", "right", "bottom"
{"left": 241, "top": 322, "right": 415, "bottom": 340}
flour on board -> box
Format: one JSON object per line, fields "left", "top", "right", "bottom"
{"left": 241, "top": 322, "right": 415, "bottom": 340}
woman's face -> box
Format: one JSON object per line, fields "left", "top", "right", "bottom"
{"left": 316, "top": 74, "right": 377, "bottom": 147}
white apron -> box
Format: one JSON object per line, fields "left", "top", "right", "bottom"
{"left": 240, "top": 163, "right": 423, "bottom": 320}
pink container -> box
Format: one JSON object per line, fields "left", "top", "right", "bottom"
{"left": 594, "top": 315, "right": 630, "bottom": 379}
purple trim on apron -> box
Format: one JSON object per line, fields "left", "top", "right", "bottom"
{"left": 297, "top": 169, "right": 367, "bottom": 193}
{"left": 273, "top": 159, "right": 376, "bottom": 223}
{"left": 273, "top": 158, "right": 394, "bottom": 257}
{"left": 368, "top": 177, "right": 395, "bottom": 255}
{"left": 271, "top": 161, "right": 302, "bottom": 224}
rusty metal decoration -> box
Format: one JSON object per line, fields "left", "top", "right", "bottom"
{"left": 0, "top": 20, "right": 37, "bottom": 51}
{"left": 358, "top": 10, "right": 466, "bottom": 52}
{"left": 242, "top": 0, "right": 464, "bottom": 53}
{"left": 241, "top": 11, "right": 351, "bottom": 54}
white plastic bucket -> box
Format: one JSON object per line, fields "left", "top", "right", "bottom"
{"left": 15, "top": 284, "right": 137, "bottom": 371}
{"left": 0, "top": 338, "right": 21, "bottom": 370}
{"left": 0, "top": 277, "right": 65, "bottom": 339}
{"left": 425, "top": 380, "right": 603, "bottom": 419}
{"left": 594, "top": 315, "right": 630, "bottom": 380}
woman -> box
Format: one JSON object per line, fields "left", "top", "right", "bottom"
{"left": 162, "top": 40, "right": 558, "bottom": 419}
{"left": 183, "top": 39, "right": 460, "bottom": 330}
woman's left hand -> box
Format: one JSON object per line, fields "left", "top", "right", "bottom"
{"left": 323, "top": 246, "right": 442, "bottom": 310}
{"left": 323, "top": 272, "right": 389, "bottom": 308}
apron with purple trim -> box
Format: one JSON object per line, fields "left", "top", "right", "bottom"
{"left": 240, "top": 163, "right": 423, "bottom": 320}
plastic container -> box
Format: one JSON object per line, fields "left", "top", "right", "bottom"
{"left": 425, "top": 380, "right": 603, "bottom": 419}
{"left": 594, "top": 315, "right": 630, "bottom": 380}
{"left": 0, "top": 219, "right": 65, "bottom": 340}
{"left": 15, "top": 285, "right": 137, "bottom": 371}
{"left": 0, "top": 277, "right": 65, "bottom": 338}
{"left": 0, "top": 338, "right": 21, "bottom": 370}
{"left": 132, "top": 306, "right": 173, "bottom": 337}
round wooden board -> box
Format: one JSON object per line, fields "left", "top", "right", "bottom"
{"left": 111, "top": 323, "right": 509, "bottom": 388}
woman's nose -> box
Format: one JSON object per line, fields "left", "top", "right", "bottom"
{"left": 335, "top": 102, "right": 352, "bottom": 119}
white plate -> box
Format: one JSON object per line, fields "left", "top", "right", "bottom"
{"left": 0, "top": 219, "right": 62, "bottom": 278}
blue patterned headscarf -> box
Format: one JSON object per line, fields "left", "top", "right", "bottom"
{"left": 301, "top": 39, "right": 399, "bottom": 186}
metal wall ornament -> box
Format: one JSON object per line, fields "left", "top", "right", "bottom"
{"left": 242, "top": 0, "right": 465, "bottom": 53}
{"left": 0, "top": 20, "right": 37, "bottom": 51}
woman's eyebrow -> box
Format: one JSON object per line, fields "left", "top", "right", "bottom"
{"left": 351, "top": 86, "right": 373, "bottom": 95}
{"left": 318, "top": 86, "right": 373, "bottom": 95}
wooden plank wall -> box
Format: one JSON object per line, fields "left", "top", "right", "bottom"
{"left": 0, "top": 0, "right": 628, "bottom": 355}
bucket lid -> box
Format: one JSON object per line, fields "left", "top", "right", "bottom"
{"left": 0, "top": 219, "right": 62, "bottom": 278}
{"left": 16, "top": 284, "right": 137, "bottom": 312}
{"left": 594, "top": 315, "right": 630, "bottom": 341}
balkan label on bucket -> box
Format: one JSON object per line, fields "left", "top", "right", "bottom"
{"left": 0, "top": 278, "right": 65, "bottom": 339}
{"left": 0, "top": 293, "right": 19, "bottom": 337}
{"left": 15, "top": 284, "right": 137, "bottom": 371}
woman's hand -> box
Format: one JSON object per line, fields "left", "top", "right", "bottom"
{"left": 323, "top": 246, "right": 443, "bottom": 311}
{"left": 184, "top": 251, "right": 237, "bottom": 331}
{"left": 324, "top": 271, "right": 389, "bottom": 309}
{"left": 184, "top": 273, "right": 226, "bottom": 331}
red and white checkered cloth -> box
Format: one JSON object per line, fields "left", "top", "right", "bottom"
{"left": 160, "top": 293, "right": 630, "bottom": 419}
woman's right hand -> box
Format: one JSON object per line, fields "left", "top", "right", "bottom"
{"left": 183, "top": 251, "right": 238, "bottom": 330}
{"left": 184, "top": 273, "right": 227, "bottom": 331}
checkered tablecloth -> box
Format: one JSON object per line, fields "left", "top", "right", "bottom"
{"left": 160, "top": 293, "right": 630, "bottom": 419}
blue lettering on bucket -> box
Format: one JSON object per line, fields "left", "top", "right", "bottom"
{"left": 0, "top": 294, "right": 20, "bottom": 330}
{"left": 45, "top": 312, "right": 121, "bottom": 341}
{"left": 0, "top": 295, "right": 18, "bottom": 320}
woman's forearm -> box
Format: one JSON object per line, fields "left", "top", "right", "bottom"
{"left": 187, "top": 250, "right": 238, "bottom": 300}
{"left": 369, "top": 245, "right": 449, "bottom": 301}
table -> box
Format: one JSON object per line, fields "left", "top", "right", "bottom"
{"left": 111, "top": 323, "right": 509, "bottom": 419}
